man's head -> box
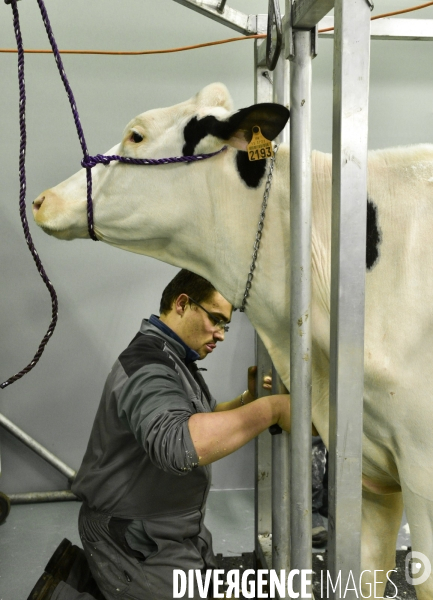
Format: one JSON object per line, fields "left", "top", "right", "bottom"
{"left": 159, "top": 269, "right": 233, "bottom": 359}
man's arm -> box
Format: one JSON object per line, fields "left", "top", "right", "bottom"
{"left": 213, "top": 366, "right": 263, "bottom": 412}
{"left": 188, "top": 393, "right": 290, "bottom": 466}
{"left": 213, "top": 389, "right": 255, "bottom": 412}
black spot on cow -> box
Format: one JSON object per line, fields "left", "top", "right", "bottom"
{"left": 182, "top": 103, "right": 289, "bottom": 186}
{"left": 235, "top": 151, "right": 267, "bottom": 188}
{"left": 182, "top": 115, "right": 221, "bottom": 157}
{"left": 366, "top": 196, "right": 381, "bottom": 270}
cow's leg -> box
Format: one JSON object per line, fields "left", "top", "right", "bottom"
{"left": 400, "top": 483, "right": 433, "bottom": 600}
{"left": 360, "top": 489, "right": 403, "bottom": 598}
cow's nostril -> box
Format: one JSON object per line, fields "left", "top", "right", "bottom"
{"left": 33, "top": 195, "right": 45, "bottom": 209}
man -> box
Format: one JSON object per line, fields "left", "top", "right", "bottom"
{"left": 29, "top": 269, "right": 291, "bottom": 600}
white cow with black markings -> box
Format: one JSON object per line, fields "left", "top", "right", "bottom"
{"left": 33, "top": 83, "right": 433, "bottom": 599}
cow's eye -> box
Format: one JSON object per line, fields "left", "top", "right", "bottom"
{"left": 131, "top": 130, "right": 144, "bottom": 143}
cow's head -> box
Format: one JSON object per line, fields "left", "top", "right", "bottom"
{"left": 32, "top": 83, "right": 289, "bottom": 299}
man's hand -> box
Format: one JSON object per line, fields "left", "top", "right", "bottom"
{"left": 246, "top": 365, "right": 272, "bottom": 400}
{"left": 262, "top": 372, "right": 272, "bottom": 392}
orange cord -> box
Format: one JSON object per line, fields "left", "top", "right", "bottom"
{"left": 0, "top": 33, "right": 265, "bottom": 55}
{"left": 0, "top": 1, "right": 432, "bottom": 55}
{"left": 319, "top": 0, "right": 433, "bottom": 32}
{"left": 371, "top": 0, "right": 433, "bottom": 20}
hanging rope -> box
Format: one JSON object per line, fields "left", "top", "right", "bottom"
{"left": 1, "top": 0, "right": 58, "bottom": 389}
{"left": 1, "top": 0, "right": 230, "bottom": 389}
{"left": 34, "top": 0, "right": 98, "bottom": 241}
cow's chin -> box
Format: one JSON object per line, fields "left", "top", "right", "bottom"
{"left": 36, "top": 222, "right": 85, "bottom": 241}
{"left": 34, "top": 210, "right": 89, "bottom": 240}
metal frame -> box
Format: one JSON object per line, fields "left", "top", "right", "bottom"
{"left": 0, "top": 412, "right": 77, "bottom": 507}
{"left": 174, "top": 1, "right": 433, "bottom": 42}
{"left": 328, "top": 1, "right": 370, "bottom": 592}
{"left": 288, "top": 25, "right": 314, "bottom": 594}
{"left": 171, "top": 0, "right": 267, "bottom": 35}
{"left": 170, "top": 0, "right": 414, "bottom": 592}
{"left": 255, "top": 2, "right": 368, "bottom": 593}
{"left": 0, "top": 0, "right": 430, "bottom": 584}
{"left": 174, "top": 1, "right": 430, "bottom": 593}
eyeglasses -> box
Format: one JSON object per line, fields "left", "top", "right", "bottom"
{"left": 188, "top": 297, "right": 230, "bottom": 333}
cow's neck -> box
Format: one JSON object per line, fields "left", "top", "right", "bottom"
{"left": 243, "top": 148, "right": 333, "bottom": 426}
{"left": 97, "top": 145, "right": 333, "bottom": 401}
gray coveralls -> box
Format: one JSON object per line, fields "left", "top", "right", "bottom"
{"left": 53, "top": 317, "right": 217, "bottom": 600}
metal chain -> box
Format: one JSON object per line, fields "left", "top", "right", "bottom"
{"left": 240, "top": 145, "right": 279, "bottom": 312}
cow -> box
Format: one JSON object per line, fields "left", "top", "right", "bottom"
{"left": 32, "top": 83, "right": 433, "bottom": 599}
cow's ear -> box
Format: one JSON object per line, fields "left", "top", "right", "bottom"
{"left": 221, "top": 103, "right": 290, "bottom": 151}
{"left": 195, "top": 83, "right": 233, "bottom": 112}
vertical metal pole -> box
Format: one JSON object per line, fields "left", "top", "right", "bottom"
{"left": 328, "top": 0, "right": 371, "bottom": 597}
{"left": 289, "top": 27, "right": 313, "bottom": 597}
{"left": 254, "top": 40, "right": 274, "bottom": 568}
{"left": 271, "top": 366, "right": 291, "bottom": 584}
{"left": 255, "top": 335, "right": 273, "bottom": 566}
{"left": 271, "top": 54, "right": 291, "bottom": 588}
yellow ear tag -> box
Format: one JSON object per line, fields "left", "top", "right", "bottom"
{"left": 247, "top": 126, "right": 274, "bottom": 161}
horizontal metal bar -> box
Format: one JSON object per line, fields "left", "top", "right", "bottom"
{"left": 172, "top": 0, "right": 267, "bottom": 34}
{"left": 292, "top": 0, "right": 334, "bottom": 29}
{"left": 319, "top": 16, "right": 433, "bottom": 41}
{"left": 9, "top": 490, "right": 78, "bottom": 504}
{"left": 0, "top": 412, "right": 76, "bottom": 482}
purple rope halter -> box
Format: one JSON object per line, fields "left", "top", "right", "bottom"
{"left": 81, "top": 149, "right": 226, "bottom": 170}
{"left": 2, "top": 0, "right": 226, "bottom": 389}
{"left": 81, "top": 146, "right": 227, "bottom": 237}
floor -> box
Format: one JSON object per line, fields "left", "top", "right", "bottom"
{"left": 0, "top": 490, "right": 411, "bottom": 600}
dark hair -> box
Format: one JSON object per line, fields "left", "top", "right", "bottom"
{"left": 159, "top": 269, "right": 217, "bottom": 315}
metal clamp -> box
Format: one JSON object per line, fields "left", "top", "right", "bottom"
{"left": 216, "top": 0, "right": 227, "bottom": 13}
{"left": 266, "top": 0, "right": 282, "bottom": 71}
{"left": 365, "top": 0, "right": 374, "bottom": 10}
{"left": 286, "top": 2, "right": 318, "bottom": 61}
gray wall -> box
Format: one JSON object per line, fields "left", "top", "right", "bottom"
{"left": 0, "top": 0, "right": 432, "bottom": 496}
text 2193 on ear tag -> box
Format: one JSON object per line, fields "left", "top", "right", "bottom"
{"left": 247, "top": 126, "right": 274, "bottom": 161}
